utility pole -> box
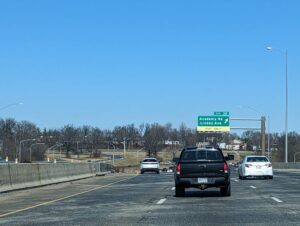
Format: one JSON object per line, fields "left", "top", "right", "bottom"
{"left": 123, "top": 138, "right": 126, "bottom": 155}
{"left": 261, "top": 116, "right": 266, "bottom": 157}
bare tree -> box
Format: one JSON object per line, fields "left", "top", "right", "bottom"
{"left": 144, "top": 123, "right": 166, "bottom": 157}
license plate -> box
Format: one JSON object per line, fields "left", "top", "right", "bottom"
{"left": 256, "top": 166, "right": 262, "bottom": 169}
{"left": 198, "top": 178, "right": 208, "bottom": 183}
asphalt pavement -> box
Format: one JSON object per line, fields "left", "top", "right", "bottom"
{"left": 0, "top": 170, "right": 300, "bottom": 226}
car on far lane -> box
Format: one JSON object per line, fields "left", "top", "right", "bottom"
{"left": 140, "top": 158, "right": 160, "bottom": 174}
{"left": 238, "top": 156, "right": 273, "bottom": 180}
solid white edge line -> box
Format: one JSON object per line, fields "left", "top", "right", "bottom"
{"left": 157, "top": 198, "right": 167, "bottom": 205}
{"left": 271, "top": 197, "right": 283, "bottom": 203}
{"left": 250, "top": 186, "right": 256, "bottom": 189}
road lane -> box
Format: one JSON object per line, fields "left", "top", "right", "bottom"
{"left": 0, "top": 174, "right": 137, "bottom": 218}
{"left": 0, "top": 171, "right": 299, "bottom": 225}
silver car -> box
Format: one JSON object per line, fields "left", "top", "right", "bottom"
{"left": 140, "top": 158, "right": 160, "bottom": 174}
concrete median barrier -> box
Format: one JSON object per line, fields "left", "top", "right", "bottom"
{"left": 0, "top": 164, "right": 12, "bottom": 193}
{"left": 273, "top": 162, "right": 300, "bottom": 169}
{"left": 0, "top": 162, "right": 113, "bottom": 193}
{"left": 8, "top": 164, "right": 42, "bottom": 191}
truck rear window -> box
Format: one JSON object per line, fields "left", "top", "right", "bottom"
{"left": 181, "top": 150, "right": 223, "bottom": 161}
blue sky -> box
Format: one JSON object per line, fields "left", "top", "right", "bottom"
{"left": 0, "top": 0, "right": 299, "bottom": 133}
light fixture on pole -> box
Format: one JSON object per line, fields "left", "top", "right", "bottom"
{"left": 0, "top": 102, "right": 23, "bottom": 111}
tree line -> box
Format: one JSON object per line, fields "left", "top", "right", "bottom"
{"left": 0, "top": 118, "right": 299, "bottom": 162}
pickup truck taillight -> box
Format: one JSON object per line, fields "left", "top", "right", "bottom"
{"left": 224, "top": 162, "right": 228, "bottom": 173}
{"left": 245, "top": 164, "right": 252, "bottom": 168}
{"left": 265, "top": 163, "right": 272, "bottom": 168}
{"left": 176, "top": 164, "right": 181, "bottom": 175}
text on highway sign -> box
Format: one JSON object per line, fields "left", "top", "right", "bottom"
{"left": 197, "top": 116, "right": 230, "bottom": 132}
{"left": 214, "top": 111, "right": 229, "bottom": 116}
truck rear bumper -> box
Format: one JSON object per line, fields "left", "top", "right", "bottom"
{"left": 175, "top": 176, "right": 230, "bottom": 188}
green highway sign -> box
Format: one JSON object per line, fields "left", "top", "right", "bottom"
{"left": 214, "top": 111, "right": 229, "bottom": 116}
{"left": 197, "top": 115, "right": 230, "bottom": 132}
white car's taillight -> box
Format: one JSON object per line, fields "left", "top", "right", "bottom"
{"left": 265, "top": 163, "right": 272, "bottom": 168}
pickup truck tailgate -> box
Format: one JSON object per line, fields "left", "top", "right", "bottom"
{"left": 180, "top": 162, "right": 225, "bottom": 178}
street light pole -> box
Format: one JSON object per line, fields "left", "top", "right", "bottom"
{"left": 136, "top": 147, "right": 144, "bottom": 164}
{"left": 267, "top": 46, "right": 288, "bottom": 163}
{"left": 285, "top": 50, "right": 288, "bottom": 163}
{"left": 120, "top": 137, "right": 127, "bottom": 156}
{"left": 76, "top": 141, "right": 79, "bottom": 157}
{"left": 294, "top": 152, "right": 300, "bottom": 163}
{"left": 46, "top": 143, "right": 61, "bottom": 162}
{"left": 52, "top": 143, "right": 63, "bottom": 162}
{"left": 19, "top": 139, "right": 36, "bottom": 163}
{"left": 110, "top": 142, "right": 116, "bottom": 166}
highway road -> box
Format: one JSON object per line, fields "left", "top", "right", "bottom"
{"left": 0, "top": 170, "right": 300, "bottom": 225}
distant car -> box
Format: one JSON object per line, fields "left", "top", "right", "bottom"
{"left": 140, "top": 158, "right": 160, "bottom": 174}
{"left": 238, "top": 156, "right": 273, "bottom": 179}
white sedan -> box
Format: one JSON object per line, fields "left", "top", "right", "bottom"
{"left": 238, "top": 156, "right": 273, "bottom": 179}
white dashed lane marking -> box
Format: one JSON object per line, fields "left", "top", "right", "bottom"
{"left": 271, "top": 197, "right": 283, "bottom": 203}
{"left": 171, "top": 187, "right": 175, "bottom": 191}
{"left": 157, "top": 198, "right": 167, "bottom": 205}
{"left": 231, "top": 178, "right": 239, "bottom": 182}
{"left": 250, "top": 186, "right": 256, "bottom": 189}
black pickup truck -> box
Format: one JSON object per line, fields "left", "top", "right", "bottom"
{"left": 174, "top": 147, "right": 233, "bottom": 197}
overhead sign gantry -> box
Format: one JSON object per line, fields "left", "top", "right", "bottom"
{"left": 196, "top": 112, "right": 267, "bottom": 157}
